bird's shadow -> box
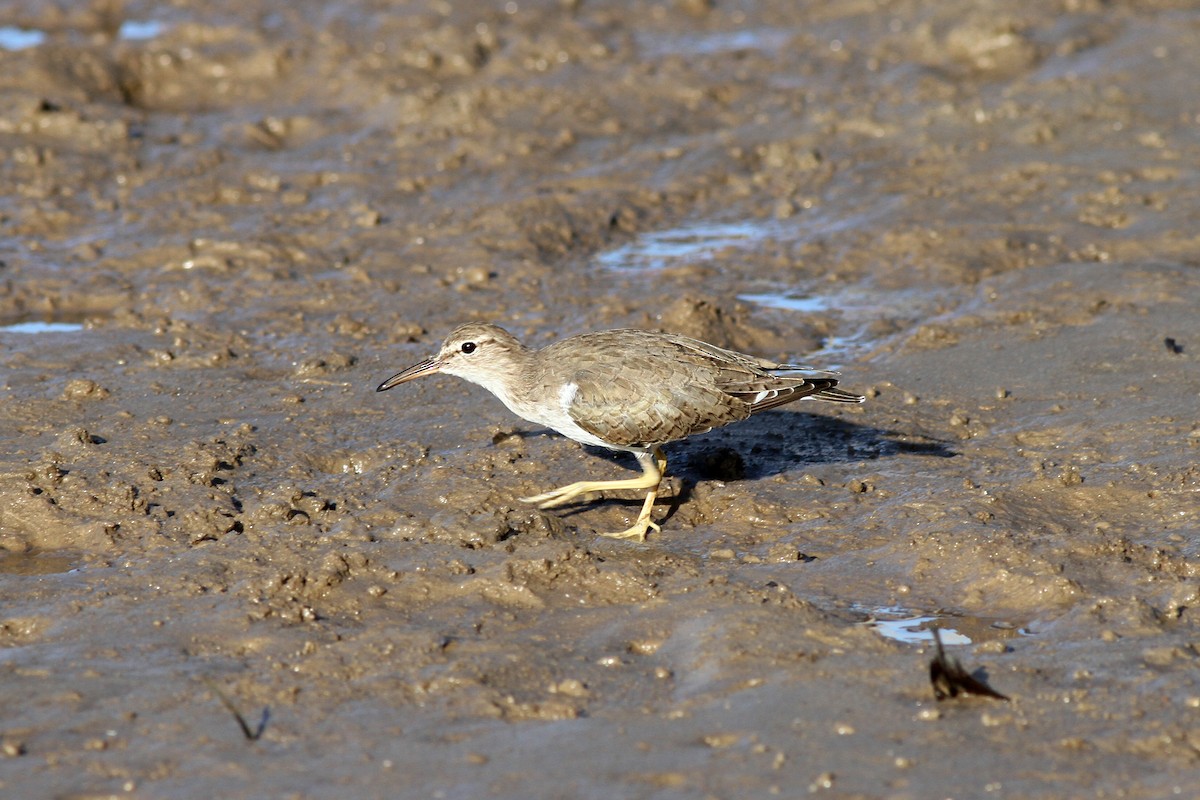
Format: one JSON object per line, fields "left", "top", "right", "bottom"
{"left": 502, "top": 411, "right": 957, "bottom": 523}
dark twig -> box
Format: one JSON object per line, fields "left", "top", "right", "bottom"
{"left": 202, "top": 677, "right": 270, "bottom": 740}
{"left": 929, "top": 628, "right": 1010, "bottom": 702}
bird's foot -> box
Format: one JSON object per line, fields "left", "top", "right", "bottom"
{"left": 600, "top": 517, "right": 659, "bottom": 542}
{"left": 522, "top": 453, "right": 666, "bottom": 540}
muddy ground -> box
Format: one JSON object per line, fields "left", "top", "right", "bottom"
{"left": 2, "top": 0, "right": 1199, "bottom": 797}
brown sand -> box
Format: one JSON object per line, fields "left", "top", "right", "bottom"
{"left": 1, "top": 0, "right": 1198, "bottom": 796}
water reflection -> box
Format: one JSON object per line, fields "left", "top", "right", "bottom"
{"left": 0, "top": 321, "right": 85, "bottom": 334}
{"left": 118, "top": 20, "right": 166, "bottom": 41}
{"left": 736, "top": 292, "right": 832, "bottom": 314}
{"left": 0, "top": 551, "right": 78, "bottom": 576}
{"left": 638, "top": 28, "right": 793, "bottom": 58}
{"left": 0, "top": 20, "right": 165, "bottom": 51}
{"left": 0, "top": 27, "right": 46, "bottom": 50}
{"left": 597, "top": 221, "right": 778, "bottom": 271}
{"left": 868, "top": 611, "right": 973, "bottom": 645}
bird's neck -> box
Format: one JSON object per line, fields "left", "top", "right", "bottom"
{"left": 461, "top": 346, "right": 538, "bottom": 412}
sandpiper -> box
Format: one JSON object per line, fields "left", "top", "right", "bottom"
{"left": 377, "top": 322, "right": 863, "bottom": 541}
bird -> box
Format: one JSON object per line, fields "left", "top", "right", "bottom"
{"left": 377, "top": 322, "right": 863, "bottom": 541}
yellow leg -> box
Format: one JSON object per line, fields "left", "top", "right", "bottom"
{"left": 521, "top": 449, "right": 667, "bottom": 541}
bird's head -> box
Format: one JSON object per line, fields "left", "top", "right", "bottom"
{"left": 376, "top": 322, "right": 527, "bottom": 393}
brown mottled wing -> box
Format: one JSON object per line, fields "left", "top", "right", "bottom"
{"left": 567, "top": 368, "right": 751, "bottom": 448}
{"left": 557, "top": 329, "right": 860, "bottom": 448}
{"left": 561, "top": 336, "right": 753, "bottom": 448}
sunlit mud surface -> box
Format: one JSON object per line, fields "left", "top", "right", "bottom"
{"left": 2, "top": 1, "right": 1199, "bottom": 796}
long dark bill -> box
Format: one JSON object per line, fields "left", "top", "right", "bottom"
{"left": 376, "top": 357, "right": 443, "bottom": 392}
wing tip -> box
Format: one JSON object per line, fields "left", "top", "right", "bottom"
{"left": 811, "top": 387, "right": 867, "bottom": 404}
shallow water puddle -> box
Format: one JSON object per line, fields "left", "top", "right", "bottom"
{"left": 868, "top": 609, "right": 979, "bottom": 647}
{"left": 637, "top": 28, "right": 793, "bottom": 58}
{"left": 0, "top": 551, "right": 79, "bottom": 576}
{"left": 0, "top": 27, "right": 45, "bottom": 50}
{"left": 737, "top": 289, "right": 871, "bottom": 368}
{"left": 597, "top": 199, "right": 901, "bottom": 272}
{"left": 0, "top": 321, "right": 85, "bottom": 334}
{"left": 593, "top": 215, "right": 917, "bottom": 365}
{"left": 736, "top": 292, "right": 832, "bottom": 314}
{"left": 740, "top": 283, "right": 950, "bottom": 368}
{"left": 0, "top": 20, "right": 165, "bottom": 51}
{"left": 863, "top": 606, "right": 1028, "bottom": 646}
{"left": 867, "top": 610, "right": 973, "bottom": 645}
{"left": 118, "top": 20, "right": 166, "bottom": 41}
{"left": 597, "top": 220, "right": 778, "bottom": 271}
{"left": 736, "top": 291, "right": 873, "bottom": 367}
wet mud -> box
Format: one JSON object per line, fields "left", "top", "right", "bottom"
{"left": 2, "top": 0, "right": 1199, "bottom": 797}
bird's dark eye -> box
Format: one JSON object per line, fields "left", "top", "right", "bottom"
{"left": 461, "top": 341, "right": 477, "bottom": 354}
